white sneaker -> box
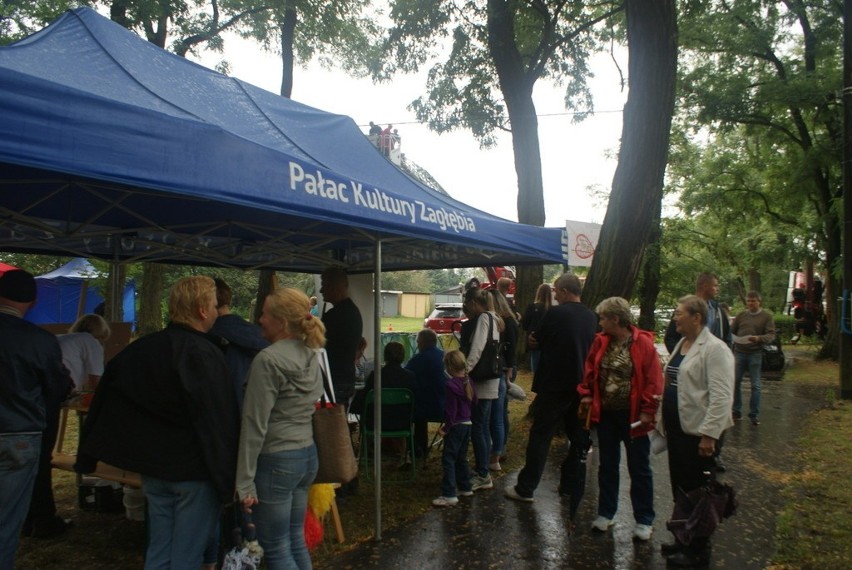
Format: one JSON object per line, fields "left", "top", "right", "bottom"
{"left": 458, "top": 490, "right": 474, "bottom": 497}
{"left": 633, "top": 523, "right": 653, "bottom": 541}
{"left": 489, "top": 461, "right": 502, "bottom": 471}
{"left": 432, "top": 496, "right": 459, "bottom": 507}
{"left": 504, "top": 485, "right": 534, "bottom": 503}
{"left": 471, "top": 474, "right": 494, "bottom": 491}
{"left": 591, "top": 516, "right": 614, "bottom": 532}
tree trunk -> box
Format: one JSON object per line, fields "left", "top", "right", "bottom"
{"left": 253, "top": 270, "right": 278, "bottom": 324}
{"left": 137, "top": 263, "right": 165, "bottom": 336}
{"left": 582, "top": 0, "right": 678, "bottom": 309}
{"left": 279, "top": 8, "right": 297, "bottom": 99}
{"left": 104, "top": 263, "right": 127, "bottom": 323}
{"left": 637, "top": 201, "right": 662, "bottom": 332}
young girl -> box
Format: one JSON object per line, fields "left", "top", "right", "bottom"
{"left": 432, "top": 350, "right": 476, "bottom": 507}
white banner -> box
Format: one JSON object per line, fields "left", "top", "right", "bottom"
{"left": 565, "top": 220, "right": 602, "bottom": 267}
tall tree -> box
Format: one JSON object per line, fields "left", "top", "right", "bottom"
{"left": 673, "top": 0, "right": 842, "bottom": 356}
{"left": 581, "top": 0, "right": 678, "bottom": 309}
{"left": 382, "top": 1, "right": 622, "bottom": 315}
{"left": 237, "top": 0, "right": 380, "bottom": 321}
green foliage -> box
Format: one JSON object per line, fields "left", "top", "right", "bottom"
{"left": 662, "top": 0, "right": 841, "bottom": 324}
{"left": 381, "top": 1, "right": 619, "bottom": 146}
{"left": 0, "top": 0, "right": 89, "bottom": 44}
{"left": 228, "top": 0, "right": 382, "bottom": 76}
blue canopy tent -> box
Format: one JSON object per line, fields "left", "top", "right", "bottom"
{"left": 25, "top": 258, "right": 136, "bottom": 325}
{"left": 0, "top": 7, "right": 567, "bottom": 272}
{"left": 0, "top": 8, "right": 569, "bottom": 538}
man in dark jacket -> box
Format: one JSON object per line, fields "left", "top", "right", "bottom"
{"left": 77, "top": 276, "right": 240, "bottom": 570}
{"left": 0, "top": 270, "right": 71, "bottom": 567}
{"left": 506, "top": 273, "right": 597, "bottom": 503}
{"left": 320, "top": 267, "right": 363, "bottom": 406}
{"left": 210, "top": 278, "right": 269, "bottom": 409}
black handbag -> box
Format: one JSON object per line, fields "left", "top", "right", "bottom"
{"left": 469, "top": 313, "right": 503, "bottom": 381}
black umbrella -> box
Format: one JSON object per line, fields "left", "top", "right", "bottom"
{"left": 667, "top": 477, "right": 738, "bottom": 546}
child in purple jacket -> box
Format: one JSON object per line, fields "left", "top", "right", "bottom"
{"left": 432, "top": 350, "right": 476, "bottom": 507}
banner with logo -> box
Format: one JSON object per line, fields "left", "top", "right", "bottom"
{"left": 564, "top": 220, "right": 602, "bottom": 268}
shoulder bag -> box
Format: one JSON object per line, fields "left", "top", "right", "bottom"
{"left": 313, "top": 358, "right": 358, "bottom": 484}
{"left": 469, "top": 313, "right": 503, "bottom": 381}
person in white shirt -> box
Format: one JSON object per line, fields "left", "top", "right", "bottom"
{"left": 58, "top": 314, "right": 111, "bottom": 391}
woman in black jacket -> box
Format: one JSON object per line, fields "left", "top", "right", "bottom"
{"left": 521, "top": 283, "right": 553, "bottom": 374}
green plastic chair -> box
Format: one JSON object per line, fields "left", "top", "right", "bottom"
{"left": 359, "top": 388, "right": 416, "bottom": 482}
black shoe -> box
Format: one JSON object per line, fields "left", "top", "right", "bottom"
{"left": 666, "top": 548, "right": 710, "bottom": 567}
{"left": 732, "top": 411, "right": 742, "bottom": 420}
{"left": 714, "top": 456, "right": 727, "bottom": 473}
{"left": 751, "top": 417, "right": 760, "bottom": 426}
{"left": 31, "top": 517, "right": 73, "bottom": 539}
{"left": 660, "top": 542, "right": 683, "bottom": 556}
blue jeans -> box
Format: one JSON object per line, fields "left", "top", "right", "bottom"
{"left": 441, "top": 424, "right": 472, "bottom": 497}
{"left": 734, "top": 351, "right": 763, "bottom": 419}
{"left": 595, "top": 410, "right": 654, "bottom": 525}
{"left": 0, "top": 433, "right": 40, "bottom": 570}
{"left": 142, "top": 476, "right": 220, "bottom": 570}
{"left": 470, "top": 398, "right": 493, "bottom": 477}
{"left": 253, "top": 444, "right": 318, "bottom": 570}
{"left": 489, "top": 375, "right": 508, "bottom": 457}
{"left": 529, "top": 350, "right": 541, "bottom": 375}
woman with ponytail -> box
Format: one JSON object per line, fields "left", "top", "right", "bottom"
{"left": 235, "top": 288, "right": 326, "bottom": 570}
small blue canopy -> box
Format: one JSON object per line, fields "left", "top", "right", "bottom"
{"left": 25, "top": 258, "right": 136, "bottom": 325}
{"left": 0, "top": 8, "right": 567, "bottom": 272}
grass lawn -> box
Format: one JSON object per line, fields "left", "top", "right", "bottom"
{"left": 14, "top": 346, "right": 852, "bottom": 568}
{"left": 769, "top": 347, "right": 852, "bottom": 569}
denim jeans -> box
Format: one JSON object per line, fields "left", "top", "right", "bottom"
{"left": 441, "top": 424, "right": 472, "bottom": 497}
{"left": 0, "top": 433, "right": 40, "bottom": 570}
{"left": 734, "top": 351, "right": 763, "bottom": 419}
{"left": 253, "top": 444, "right": 318, "bottom": 570}
{"left": 470, "top": 398, "right": 493, "bottom": 477}
{"left": 142, "top": 476, "right": 220, "bottom": 570}
{"left": 489, "top": 375, "right": 508, "bottom": 457}
{"left": 595, "top": 410, "right": 654, "bottom": 525}
{"left": 529, "top": 350, "right": 541, "bottom": 375}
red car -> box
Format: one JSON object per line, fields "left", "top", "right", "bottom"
{"left": 423, "top": 303, "right": 466, "bottom": 334}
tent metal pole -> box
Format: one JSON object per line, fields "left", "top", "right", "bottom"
{"left": 110, "top": 239, "right": 121, "bottom": 320}
{"left": 373, "top": 238, "right": 383, "bottom": 540}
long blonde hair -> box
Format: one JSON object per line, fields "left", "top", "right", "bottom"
{"left": 444, "top": 350, "right": 474, "bottom": 402}
{"left": 70, "top": 313, "right": 111, "bottom": 341}
{"left": 264, "top": 288, "right": 326, "bottom": 349}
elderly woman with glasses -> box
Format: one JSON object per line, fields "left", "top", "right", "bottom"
{"left": 659, "top": 294, "right": 734, "bottom": 567}
{"left": 577, "top": 297, "right": 663, "bottom": 541}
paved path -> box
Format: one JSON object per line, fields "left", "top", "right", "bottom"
{"left": 325, "top": 367, "right": 823, "bottom": 569}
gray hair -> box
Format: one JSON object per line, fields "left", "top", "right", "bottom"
{"left": 554, "top": 273, "right": 582, "bottom": 297}
{"left": 595, "top": 297, "right": 633, "bottom": 328}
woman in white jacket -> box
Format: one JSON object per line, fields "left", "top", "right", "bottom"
{"left": 660, "top": 295, "right": 734, "bottom": 567}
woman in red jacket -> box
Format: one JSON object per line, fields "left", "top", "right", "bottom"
{"left": 578, "top": 296, "right": 663, "bottom": 541}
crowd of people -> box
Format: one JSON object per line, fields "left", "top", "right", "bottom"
{"left": 0, "top": 265, "right": 772, "bottom": 569}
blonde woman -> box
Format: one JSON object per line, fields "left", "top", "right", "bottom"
{"left": 58, "top": 313, "right": 111, "bottom": 392}
{"left": 236, "top": 288, "right": 326, "bottom": 570}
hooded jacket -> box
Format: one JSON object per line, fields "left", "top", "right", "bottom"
{"left": 577, "top": 326, "right": 663, "bottom": 438}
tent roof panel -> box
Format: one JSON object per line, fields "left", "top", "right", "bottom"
{"left": 0, "top": 8, "right": 568, "bottom": 272}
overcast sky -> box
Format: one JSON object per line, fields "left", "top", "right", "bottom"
{"left": 193, "top": 34, "right": 629, "bottom": 227}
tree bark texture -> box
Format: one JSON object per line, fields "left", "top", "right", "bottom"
{"left": 582, "top": 0, "right": 678, "bottom": 309}
{"left": 486, "top": 0, "right": 545, "bottom": 227}
{"left": 279, "top": 8, "right": 297, "bottom": 99}
{"left": 137, "top": 263, "right": 165, "bottom": 336}
{"left": 254, "top": 270, "right": 279, "bottom": 324}
{"left": 637, "top": 200, "right": 662, "bottom": 332}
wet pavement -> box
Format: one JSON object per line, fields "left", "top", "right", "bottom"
{"left": 324, "top": 364, "right": 824, "bottom": 569}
